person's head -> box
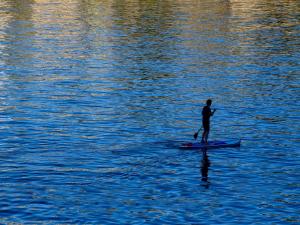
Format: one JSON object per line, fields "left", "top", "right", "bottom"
{"left": 206, "top": 99, "right": 212, "bottom": 106}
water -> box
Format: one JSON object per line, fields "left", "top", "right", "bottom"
{"left": 0, "top": 0, "right": 299, "bottom": 224}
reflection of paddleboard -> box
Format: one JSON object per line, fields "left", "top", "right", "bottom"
{"left": 180, "top": 140, "right": 241, "bottom": 150}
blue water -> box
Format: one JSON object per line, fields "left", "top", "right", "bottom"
{"left": 0, "top": 0, "right": 299, "bottom": 224}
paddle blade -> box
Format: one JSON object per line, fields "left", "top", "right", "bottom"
{"left": 194, "top": 132, "right": 198, "bottom": 140}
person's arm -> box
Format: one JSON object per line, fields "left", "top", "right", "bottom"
{"left": 211, "top": 109, "right": 216, "bottom": 116}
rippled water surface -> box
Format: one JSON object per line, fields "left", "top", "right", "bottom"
{"left": 0, "top": 0, "right": 299, "bottom": 224}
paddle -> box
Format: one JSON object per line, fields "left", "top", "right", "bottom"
{"left": 193, "top": 126, "right": 202, "bottom": 140}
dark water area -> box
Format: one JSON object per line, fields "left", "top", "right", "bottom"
{"left": 0, "top": 0, "right": 299, "bottom": 224}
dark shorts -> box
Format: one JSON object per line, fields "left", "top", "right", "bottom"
{"left": 203, "top": 121, "right": 210, "bottom": 132}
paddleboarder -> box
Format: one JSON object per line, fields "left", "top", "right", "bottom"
{"left": 201, "top": 99, "right": 216, "bottom": 144}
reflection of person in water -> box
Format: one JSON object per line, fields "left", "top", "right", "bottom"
{"left": 201, "top": 149, "right": 210, "bottom": 183}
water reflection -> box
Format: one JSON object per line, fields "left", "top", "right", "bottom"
{"left": 200, "top": 149, "right": 211, "bottom": 188}
{"left": 109, "top": 0, "right": 179, "bottom": 80}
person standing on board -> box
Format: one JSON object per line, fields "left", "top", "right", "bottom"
{"left": 201, "top": 99, "right": 216, "bottom": 144}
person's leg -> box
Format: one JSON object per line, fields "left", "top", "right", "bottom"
{"left": 204, "top": 130, "right": 209, "bottom": 144}
{"left": 201, "top": 121, "right": 206, "bottom": 143}
{"left": 201, "top": 130, "right": 206, "bottom": 143}
{"left": 204, "top": 123, "right": 210, "bottom": 144}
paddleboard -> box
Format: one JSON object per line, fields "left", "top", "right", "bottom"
{"left": 180, "top": 140, "right": 241, "bottom": 150}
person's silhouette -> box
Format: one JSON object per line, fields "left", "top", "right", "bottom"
{"left": 201, "top": 99, "right": 216, "bottom": 144}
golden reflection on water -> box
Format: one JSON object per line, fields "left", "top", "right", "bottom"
{"left": 1, "top": 0, "right": 299, "bottom": 31}
{"left": 0, "top": 0, "right": 298, "bottom": 101}
{"left": 0, "top": 0, "right": 298, "bottom": 107}
{"left": 1, "top": 0, "right": 298, "bottom": 56}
